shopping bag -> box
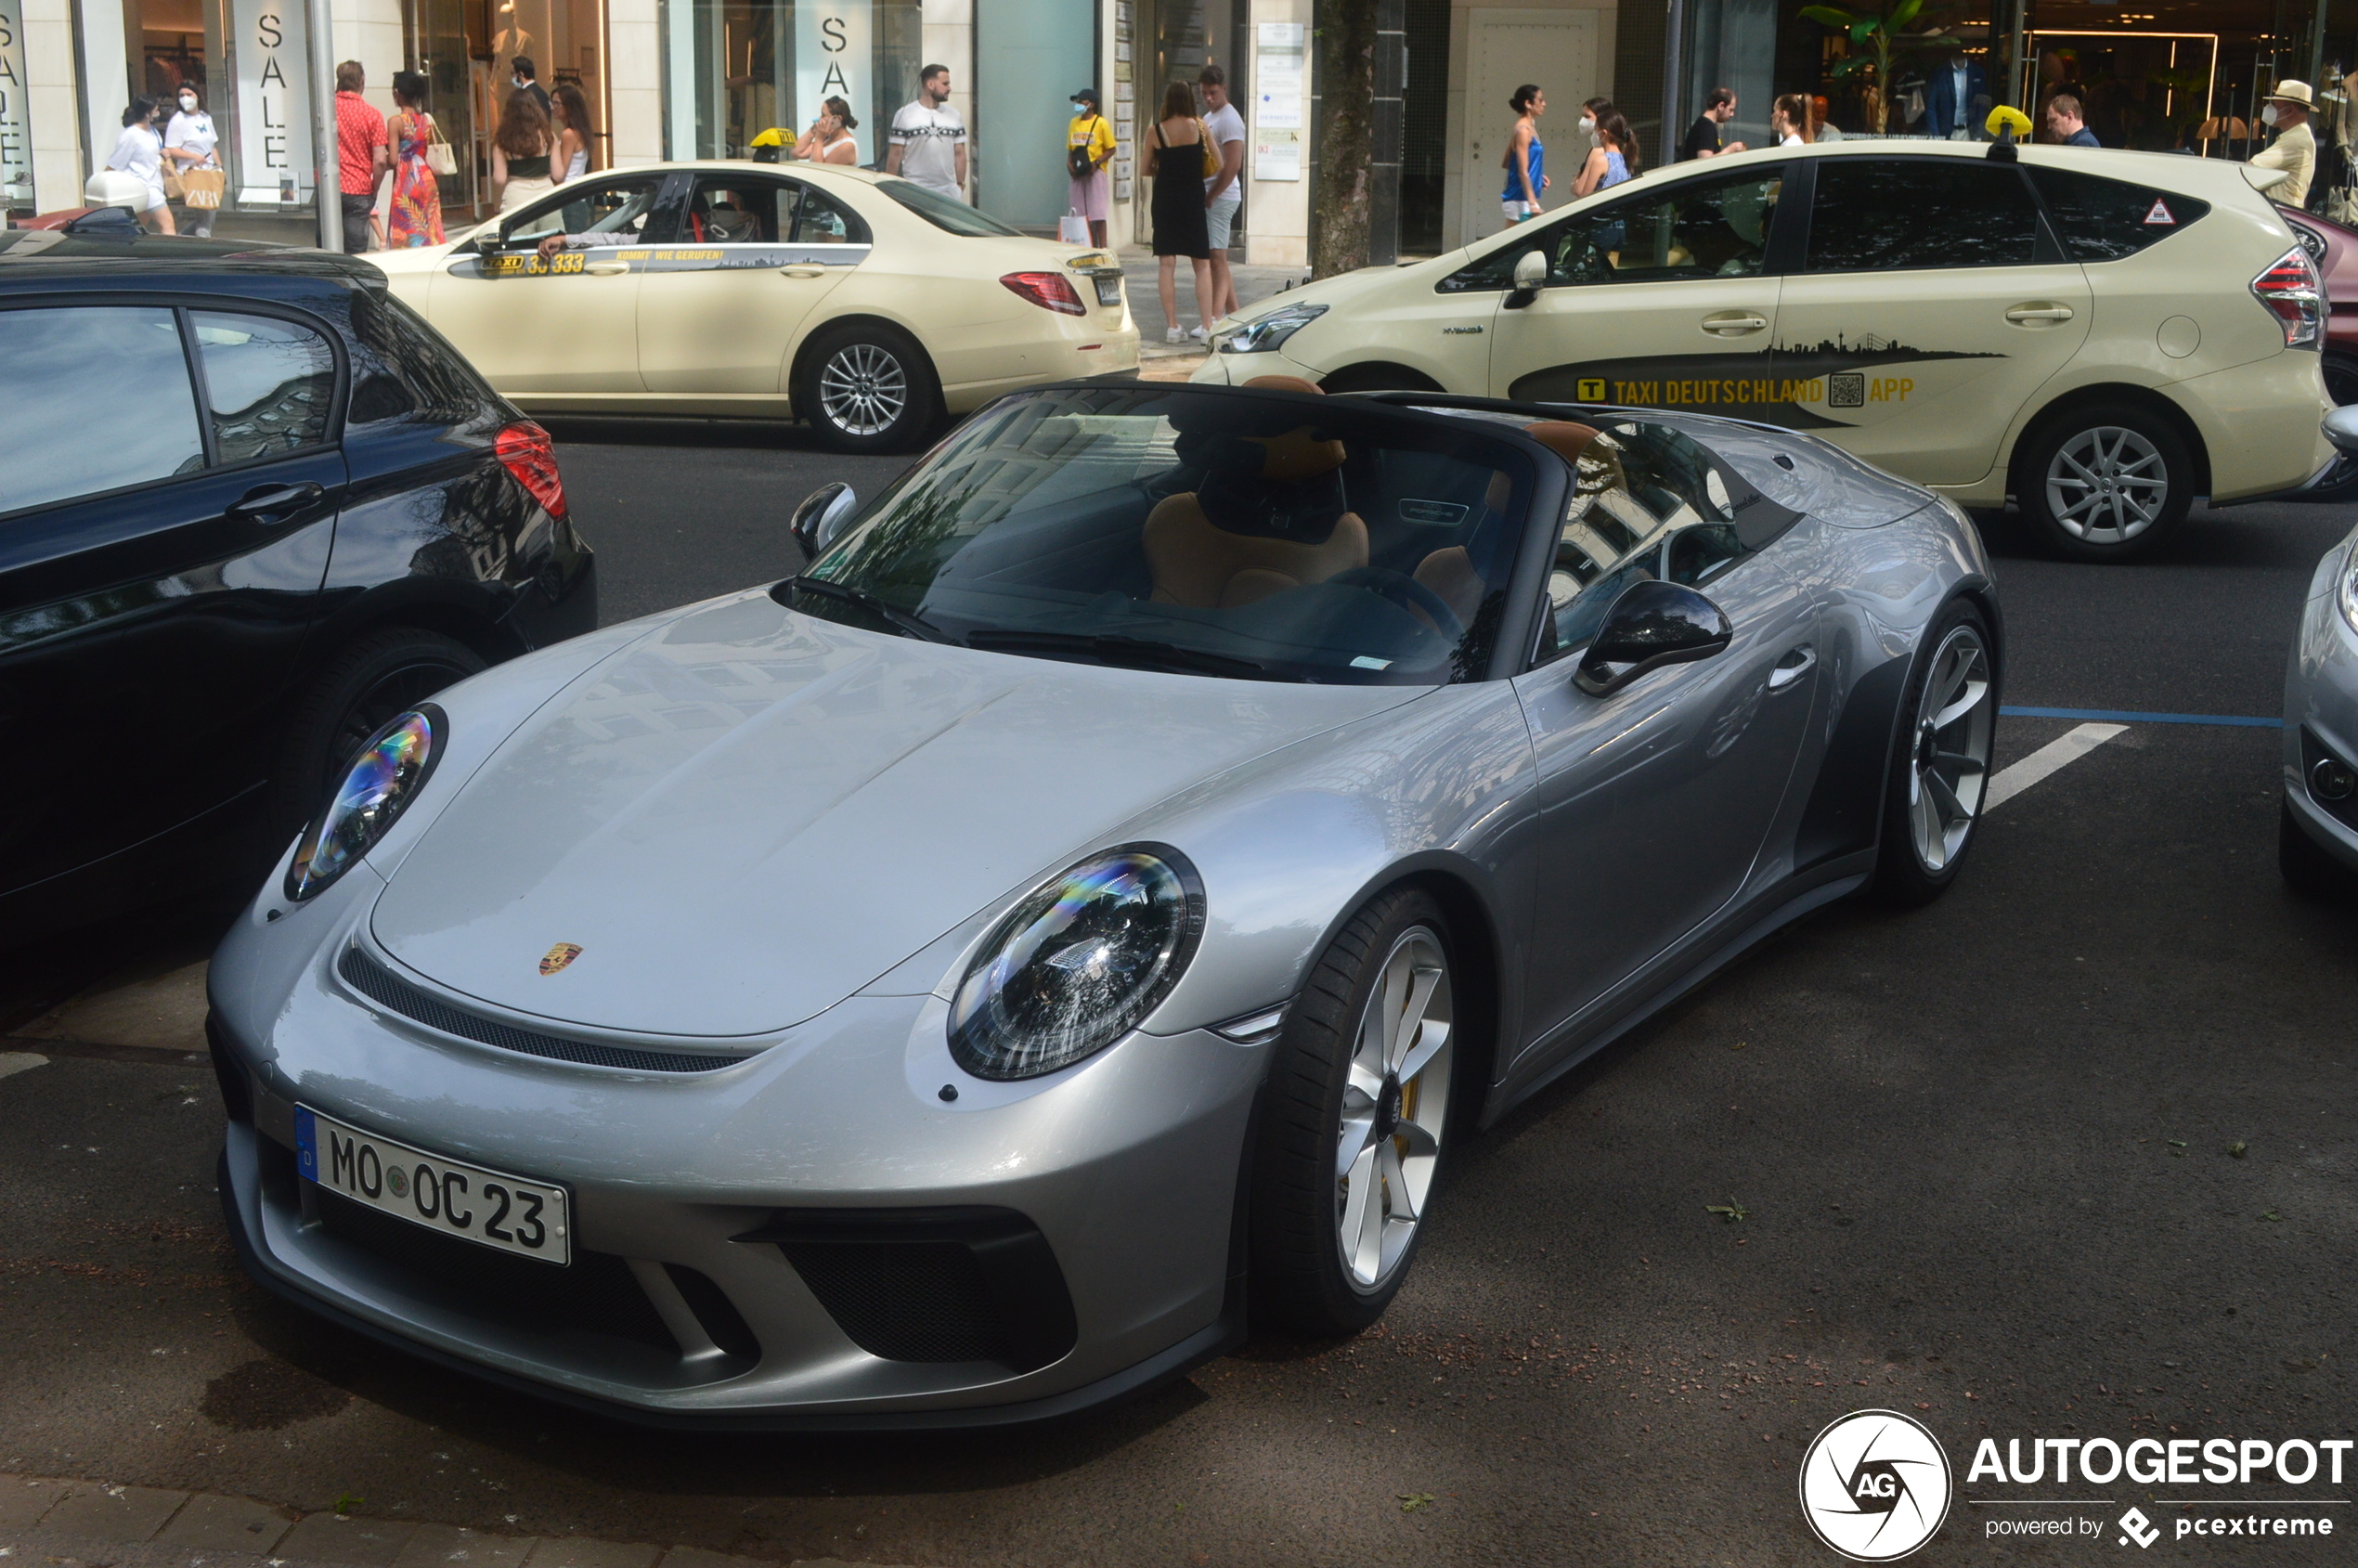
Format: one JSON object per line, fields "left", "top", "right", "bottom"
{"left": 426, "top": 115, "right": 458, "bottom": 177}
{"left": 182, "top": 167, "right": 226, "bottom": 209}
{"left": 162, "top": 167, "right": 186, "bottom": 201}
{"left": 1057, "top": 214, "right": 1090, "bottom": 243}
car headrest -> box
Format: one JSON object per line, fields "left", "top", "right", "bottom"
{"left": 1242, "top": 374, "right": 1324, "bottom": 395}
{"left": 1194, "top": 426, "right": 1349, "bottom": 542}
{"left": 1523, "top": 421, "right": 1605, "bottom": 465}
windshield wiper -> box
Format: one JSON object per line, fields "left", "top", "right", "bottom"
{"left": 776, "top": 576, "right": 957, "bottom": 644}
{"left": 964, "top": 629, "right": 1289, "bottom": 680}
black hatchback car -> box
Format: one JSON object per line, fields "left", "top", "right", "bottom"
{"left": 0, "top": 231, "right": 595, "bottom": 943}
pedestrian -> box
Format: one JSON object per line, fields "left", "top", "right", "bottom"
{"left": 794, "top": 95, "right": 861, "bottom": 164}
{"left": 1066, "top": 86, "right": 1116, "bottom": 248}
{"left": 511, "top": 57, "right": 552, "bottom": 118}
{"left": 887, "top": 64, "right": 967, "bottom": 201}
{"left": 1572, "top": 107, "right": 1636, "bottom": 197}
{"left": 490, "top": 88, "right": 555, "bottom": 214}
{"left": 1199, "top": 65, "right": 1247, "bottom": 321}
{"left": 104, "top": 97, "right": 175, "bottom": 234}
{"left": 1499, "top": 84, "right": 1546, "bottom": 227}
{"left": 1145, "top": 80, "right": 1214, "bottom": 344}
{"left": 2044, "top": 93, "right": 2099, "bottom": 147}
{"left": 162, "top": 83, "right": 221, "bottom": 237}
{"left": 1679, "top": 85, "right": 1745, "bottom": 160}
{"left": 331, "top": 63, "right": 387, "bottom": 253}
{"left": 1770, "top": 93, "right": 1812, "bottom": 147}
{"left": 553, "top": 81, "right": 597, "bottom": 180}
{"left": 385, "top": 71, "right": 444, "bottom": 248}
{"left": 2251, "top": 80, "right": 2318, "bottom": 206}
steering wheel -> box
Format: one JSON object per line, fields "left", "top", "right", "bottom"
{"left": 1326, "top": 566, "right": 1467, "bottom": 643}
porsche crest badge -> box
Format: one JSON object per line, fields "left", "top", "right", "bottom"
{"left": 539, "top": 942, "right": 584, "bottom": 976}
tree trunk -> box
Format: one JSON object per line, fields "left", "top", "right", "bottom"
{"left": 1311, "top": 0, "right": 1377, "bottom": 279}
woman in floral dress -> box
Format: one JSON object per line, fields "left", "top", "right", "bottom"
{"left": 387, "top": 71, "right": 445, "bottom": 248}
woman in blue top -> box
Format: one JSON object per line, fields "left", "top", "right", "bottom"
{"left": 1574, "top": 104, "right": 1639, "bottom": 197}
{"left": 1500, "top": 84, "right": 1547, "bottom": 227}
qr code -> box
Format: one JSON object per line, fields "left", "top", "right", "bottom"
{"left": 1829, "top": 372, "right": 1865, "bottom": 408}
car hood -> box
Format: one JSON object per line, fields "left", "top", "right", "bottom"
{"left": 369, "top": 591, "right": 1421, "bottom": 1038}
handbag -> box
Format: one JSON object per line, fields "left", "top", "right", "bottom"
{"left": 182, "top": 166, "right": 226, "bottom": 209}
{"left": 1067, "top": 116, "right": 1100, "bottom": 180}
{"left": 425, "top": 114, "right": 458, "bottom": 177}
{"left": 162, "top": 164, "right": 185, "bottom": 201}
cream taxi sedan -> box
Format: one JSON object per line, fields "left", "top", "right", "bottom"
{"left": 1198, "top": 141, "right": 2331, "bottom": 559}
{"left": 369, "top": 162, "right": 1138, "bottom": 452}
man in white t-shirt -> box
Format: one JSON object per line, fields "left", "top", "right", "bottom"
{"left": 887, "top": 64, "right": 968, "bottom": 201}
{"left": 1198, "top": 66, "right": 1247, "bottom": 324}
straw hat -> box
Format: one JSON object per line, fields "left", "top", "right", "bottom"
{"left": 2266, "top": 79, "right": 2317, "bottom": 109}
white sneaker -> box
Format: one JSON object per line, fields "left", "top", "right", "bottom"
{"left": 1189, "top": 324, "right": 1209, "bottom": 342}
{"left": 1164, "top": 328, "right": 1184, "bottom": 343}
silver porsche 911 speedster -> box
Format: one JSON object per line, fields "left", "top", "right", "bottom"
{"left": 209, "top": 378, "right": 2001, "bottom": 1429}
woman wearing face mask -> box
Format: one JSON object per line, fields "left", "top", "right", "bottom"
{"left": 793, "top": 95, "right": 861, "bottom": 165}
{"left": 105, "top": 97, "right": 175, "bottom": 234}
{"left": 1066, "top": 86, "right": 1115, "bottom": 249}
{"left": 1572, "top": 107, "right": 1638, "bottom": 198}
{"left": 491, "top": 88, "right": 556, "bottom": 213}
{"left": 162, "top": 84, "right": 219, "bottom": 237}
{"left": 1499, "top": 84, "right": 1546, "bottom": 227}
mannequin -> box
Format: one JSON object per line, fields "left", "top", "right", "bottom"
{"left": 1923, "top": 49, "right": 1987, "bottom": 139}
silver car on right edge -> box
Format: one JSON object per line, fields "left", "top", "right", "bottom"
{"left": 2281, "top": 408, "right": 2358, "bottom": 892}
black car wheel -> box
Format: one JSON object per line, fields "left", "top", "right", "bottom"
{"left": 796, "top": 324, "right": 939, "bottom": 454}
{"left": 2016, "top": 402, "right": 2193, "bottom": 562}
{"left": 1873, "top": 601, "right": 1997, "bottom": 907}
{"left": 271, "top": 627, "right": 486, "bottom": 841}
{"left": 1250, "top": 887, "right": 1458, "bottom": 1335}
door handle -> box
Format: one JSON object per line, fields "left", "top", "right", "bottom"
{"left": 1703, "top": 311, "right": 1769, "bottom": 335}
{"left": 1767, "top": 644, "right": 1815, "bottom": 691}
{"left": 783, "top": 266, "right": 829, "bottom": 278}
{"left": 226, "top": 481, "right": 325, "bottom": 522}
{"left": 586, "top": 261, "right": 631, "bottom": 275}
{"left": 2004, "top": 303, "right": 2075, "bottom": 323}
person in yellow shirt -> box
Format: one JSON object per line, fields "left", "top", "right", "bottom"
{"left": 1067, "top": 86, "right": 1118, "bottom": 248}
{"left": 2250, "top": 80, "right": 2318, "bottom": 207}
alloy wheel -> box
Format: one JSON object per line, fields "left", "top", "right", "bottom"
{"left": 818, "top": 343, "right": 908, "bottom": 437}
{"left": 1906, "top": 624, "right": 1994, "bottom": 875}
{"left": 1333, "top": 926, "right": 1452, "bottom": 1292}
{"left": 2044, "top": 425, "right": 2168, "bottom": 544}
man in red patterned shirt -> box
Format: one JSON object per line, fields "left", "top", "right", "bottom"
{"left": 334, "top": 59, "right": 389, "bottom": 253}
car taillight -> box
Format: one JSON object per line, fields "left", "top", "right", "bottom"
{"left": 2252, "top": 245, "right": 2324, "bottom": 350}
{"left": 1000, "top": 271, "right": 1087, "bottom": 316}
{"left": 496, "top": 421, "right": 567, "bottom": 517}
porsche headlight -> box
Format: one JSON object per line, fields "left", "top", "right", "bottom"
{"left": 285, "top": 706, "right": 445, "bottom": 901}
{"left": 949, "top": 847, "right": 1205, "bottom": 1081}
{"left": 1216, "top": 301, "right": 1327, "bottom": 355}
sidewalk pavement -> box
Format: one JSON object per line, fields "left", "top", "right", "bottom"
{"left": 0, "top": 1474, "right": 899, "bottom": 1568}
{"left": 1122, "top": 247, "right": 1307, "bottom": 382}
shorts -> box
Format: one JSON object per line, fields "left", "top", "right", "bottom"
{"left": 1068, "top": 168, "right": 1109, "bottom": 221}
{"left": 135, "top": 181, "right": 167, "bottom": 213}
{"left": 1502, "top": 200, "right": 1538, "bottom": 226}
{"left": 1206, "top": 190, "right": 1241, "bottom": 251}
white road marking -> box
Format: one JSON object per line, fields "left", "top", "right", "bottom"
{"left": 0, "top": 1051, "right": 49, "bottom": 1082}
{"left": 1985, "top": 722, "right": 2130, "bottom": 811}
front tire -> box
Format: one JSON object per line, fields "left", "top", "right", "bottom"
{"left": 270, "top": 627, "right": 486, "bottom": 841}
{"left": 2016, "top": 402, "right": 2193, "bottom": 561}
{"left": 795, "top": 323, "right": 939, "bottom": 454}
{"left": 1250, "top": 888, "right": 1457, "bottom": 1334}
{"left": 1873, "top": 603, "right": 1997, "bottom": 907}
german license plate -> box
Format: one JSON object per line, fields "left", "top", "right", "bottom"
{"left": 1095, "top": 276, "right": 1122, "bottom": 306}
{"left": 295, "top": 1106, "right": 571, "bottom": 1265}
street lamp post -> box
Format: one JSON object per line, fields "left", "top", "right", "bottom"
{"left": 306, "top": 0, "right": 339, "bottom": 250}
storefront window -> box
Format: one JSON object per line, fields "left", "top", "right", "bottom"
{"left": 666, "top": 0, "right": 919, "bottom": 162}
{"left": 0, "top": 0, "right": 32, "bottom": 209}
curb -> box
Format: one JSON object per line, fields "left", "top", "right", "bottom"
{"left": 0, "top": 1476, "right": 903, "bottom": 1568}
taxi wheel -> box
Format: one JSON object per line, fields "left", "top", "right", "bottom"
{"left": 2016, "top": 403, "right": 2192, "bottom": 562}
{"left": 796, "top": 325, "right": 939, "bottom": 454}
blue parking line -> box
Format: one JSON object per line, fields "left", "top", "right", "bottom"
{"left": 1999, "top": 705, "right": 2284, "bottom": 729}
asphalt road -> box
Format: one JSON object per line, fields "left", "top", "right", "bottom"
{"left": 3, "top": 427, "right": 2354, "bottom": 1567}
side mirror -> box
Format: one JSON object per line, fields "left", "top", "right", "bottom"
{"left": 1574, "top": 579, "right": 1733, "bottom": 696}
{"left": 2325, "top": 406, "right": 2358, "bottom": 458}
{"left": 790, "top": 481, "right": 858, "bottom": 557}
{"left": 1505, "top": 248, "right": 1548, "bottom": 309}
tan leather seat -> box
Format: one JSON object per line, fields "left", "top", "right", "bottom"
{"left": 1145, "top": 425, "right": 1368, "bottom": 610}
{"left": 1412, "top": 421, "right": 1622, "bottom": 626}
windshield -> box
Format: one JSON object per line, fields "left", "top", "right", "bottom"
{"left": 878, "top": 178, "right": 1027, "bottom": 238}
{"left": 795, "top": 387, "right": 1539, "bottom": 685}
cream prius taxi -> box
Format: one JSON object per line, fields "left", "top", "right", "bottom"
{"left": 369, "top": 162, "right": 1137, "bottom": 452}
{"left": 1198, "top": 141, "right": 2332, "bottom": 559}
